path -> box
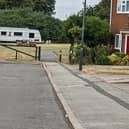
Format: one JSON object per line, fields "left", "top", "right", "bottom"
{"left": 41, "top": 50, "right": 58, "bottom": 62}
{"left": 44, "top": 62, "right": 129, "bottom": 129}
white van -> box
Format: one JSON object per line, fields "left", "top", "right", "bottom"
{"left": 0, "top": 27, "right": 41, "bottom": 42}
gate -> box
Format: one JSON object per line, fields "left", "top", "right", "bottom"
{"left": 0, "top": 43, "right": 41, "bottom": 61}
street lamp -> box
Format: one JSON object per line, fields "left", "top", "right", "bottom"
{"left": 79, "top": 0, "right": 86, "bottom": 71}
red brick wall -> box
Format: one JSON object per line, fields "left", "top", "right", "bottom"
{"left": 111, "top": 0, "right": 129, "bottom": 35}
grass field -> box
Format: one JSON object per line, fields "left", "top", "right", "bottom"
{"left": 41, "top": 44, "right": 70, "bottom": 63}
{"left": 0, "top": 43, "right": 70, "bottom": 62}
{"left": 0, "top": 45, "right": 36, "bottom": 61}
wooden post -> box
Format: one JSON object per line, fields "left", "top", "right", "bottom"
{"left": 35, "top": 46, "right": 38, "bottom": 60}
{"left": 59, "top": 50, "right": 62, "bottom": 63}
{"left": 38, "top": 46, "right": 41, "bottom": 61}
{"left": 16, "top": 51, "right": 18, "bottom": 60}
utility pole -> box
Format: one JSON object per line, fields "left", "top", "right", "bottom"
{"left": 79, "top": 0, "right": 86, "bottom": 71}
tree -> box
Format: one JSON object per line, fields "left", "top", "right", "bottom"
{"left": 78, "top": 0, "right": 110, "bottom": 21}
{"left": 94, "top": 0, "right": 110, "bottom": 21}
{"left": 0, "top": 8, "right": 65, "bottom": 42}
{"left": 33, "top": 0, "right": 55, "bottom": 15}
{"left": 85, "top": 16, "right": 113, "bottom": 47}
{"left": 68, "top": 26, "right": 82, "bottom": 43}
{"left": 0, "top": 0, "right": 55, "bottom": 15}
{"left": 64, "top": 14, "right": 113, "bottom": 46}
{"left": 64, "top": 14, "right": 82, "bottom": 42}
{"left": 4, "top": 0, "right": 26, "bottom": 8}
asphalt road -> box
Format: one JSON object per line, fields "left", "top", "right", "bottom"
{"left": 0, "top": 62, "right": 71, "bottom": 129}
{"left": 41, "top": 50, "right": 58, "bottom": 62}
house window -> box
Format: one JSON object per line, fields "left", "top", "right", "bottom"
{"left": 1, "top": 31, "right": 7, "bottom": 36}
{"left": 117, "top": 0, "right": 129, "bottom": 13}
{"left": 127, "top": 1, "right": 129, "bottom": 11}
{"left": 115, "top": 34, "right": 121, "bottom": 50}
{"left": 14, "top": 32, "right": 23, "bottom": 36}
{"left": 29, "top": 33, "right": 35, "bottom": 38}
{"left": 117, "top": 0, "right": 121, "bottom": 11}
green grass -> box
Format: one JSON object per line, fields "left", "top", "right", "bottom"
{"left": 0, "top": 45, "right": 35, "bottom": 61}
{"left": 0, "top": 43, "right": 71, "bottom": 62}
{"left": 40, "top": 43, "right": 70, "bottom": 63}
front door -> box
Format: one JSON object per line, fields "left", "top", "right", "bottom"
{"left": 127, "top": 36, "right": 129, "bottom": 55}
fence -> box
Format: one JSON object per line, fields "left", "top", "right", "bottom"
{"left": 0, "top": 44, "right": 41, "bottom": 61}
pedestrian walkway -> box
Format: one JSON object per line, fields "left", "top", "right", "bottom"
{"left": 41, "top": 50, "right": 58, "bottom": 62}
{"left": 44, "top": 62, "right": 129, "bottom": 129}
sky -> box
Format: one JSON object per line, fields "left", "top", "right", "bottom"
{"left": 55, "top": 0, "right": 101, "bottom": 20}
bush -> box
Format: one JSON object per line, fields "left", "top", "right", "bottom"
{"left": 69, "top": 44, "right": 81, "bottom": 64}
{"left": 115, "top": 52, "right": 126, "bottom": 58}
{"left": 120, "top": 55, "right": 128, "bottom": 65}
{"left": 108, "top": 53, "right": 121, "bottom": 65}
{"left": 96, "top": 46, "right": 110, "bottom": 56}
{"left": 108, "top": 52, "right": 128, "bottom": 65}
{"left": 96, "top": 55, "right": 112, "bottom": 65}
{"left": 69, "top": 44, "right": 93, "bottom": 64}
{"left": 69, "top": 45, "right": 128, "bottom": 66}
{"left": 96, "top": 46, "right": 112, "bottom": 65}
{"left": 84, "top": 46, "right": 93, "bottom": 64}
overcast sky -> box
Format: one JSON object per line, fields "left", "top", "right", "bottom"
{"left": 55, "top": 0, "right": 101, "bottom": 20}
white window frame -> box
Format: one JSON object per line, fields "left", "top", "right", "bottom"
{"left": 124, "top": 34, "right": 129, "bottom": 53}
{"left": 115, "top": 34, "right": 122, "bottom": 50}
{"left": 117, "top": 0, "right": 129, "bottom": 13}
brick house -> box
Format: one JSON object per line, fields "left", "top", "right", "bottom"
{"left": 110, "top": 0, "right": 129, "bottom": 54}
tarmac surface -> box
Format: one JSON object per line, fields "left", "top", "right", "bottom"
{"left": 41, "top": 50, "right": 58, "bottom": 62}
{"left": 0, "top": 62, "right": 71, "bottom": 129}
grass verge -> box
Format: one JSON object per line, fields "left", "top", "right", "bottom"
{"left": 0, "top": 45, "right": 35, "bottom": 61}
{"left": 83, "top": 65, "right": 129, "bottom": 75}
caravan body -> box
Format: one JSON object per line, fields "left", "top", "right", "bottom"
{"left": 0, "top": 27, "right": 41, "bottom": 42}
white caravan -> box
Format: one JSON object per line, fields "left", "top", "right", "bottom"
{"left": 0, "top": 27, "right": 41, "bottom": 42}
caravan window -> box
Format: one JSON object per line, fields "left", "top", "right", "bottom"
{"left": 8, "top": 32, "right": 11, "bottom": 36}
{"left": 29, "top": 33, "right": 35, "bottom": 38}
{"left": 1, "top": 31, "right": 7, "bottom": 36}
{"left": 14, "top": 32, "right": 23, "bottom": 36}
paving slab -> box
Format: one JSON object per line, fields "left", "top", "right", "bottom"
{"left": 63, "top": 64, "right": 129, "bottom": 109}
{"left": 44, "top": 62, "right": 129, "bottom": 129}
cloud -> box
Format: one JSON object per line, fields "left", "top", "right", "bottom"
{"left": 55, "top": 0, "right": 101, "bottom": 20}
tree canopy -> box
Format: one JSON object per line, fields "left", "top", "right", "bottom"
{"left": 0, "top": 8, "right": 65, "bottom": 42}
{"left": 86, "top": 0, "right": 110, "bottom": 21}
{"left": 94, "top": 0, "right": 110, "bottom": 21}
{"left": 64, "top": 14, "right": 113, "bottom": 46}
{"left": 0, "top": 0, "right": 113, "bottom": 44}
{"left": 0, "top": 0, "right": 55, "bottom": 15}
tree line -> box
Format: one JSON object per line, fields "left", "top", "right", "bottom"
{"left": 0, "top": 0, "right": 55, "bottom": 15}
{"left": 0, "top": 0, "right": 112, "bottom": 44}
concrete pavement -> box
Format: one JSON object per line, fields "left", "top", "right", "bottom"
{"left": 44, "top": 62, "right": 129, "bottom": 129}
